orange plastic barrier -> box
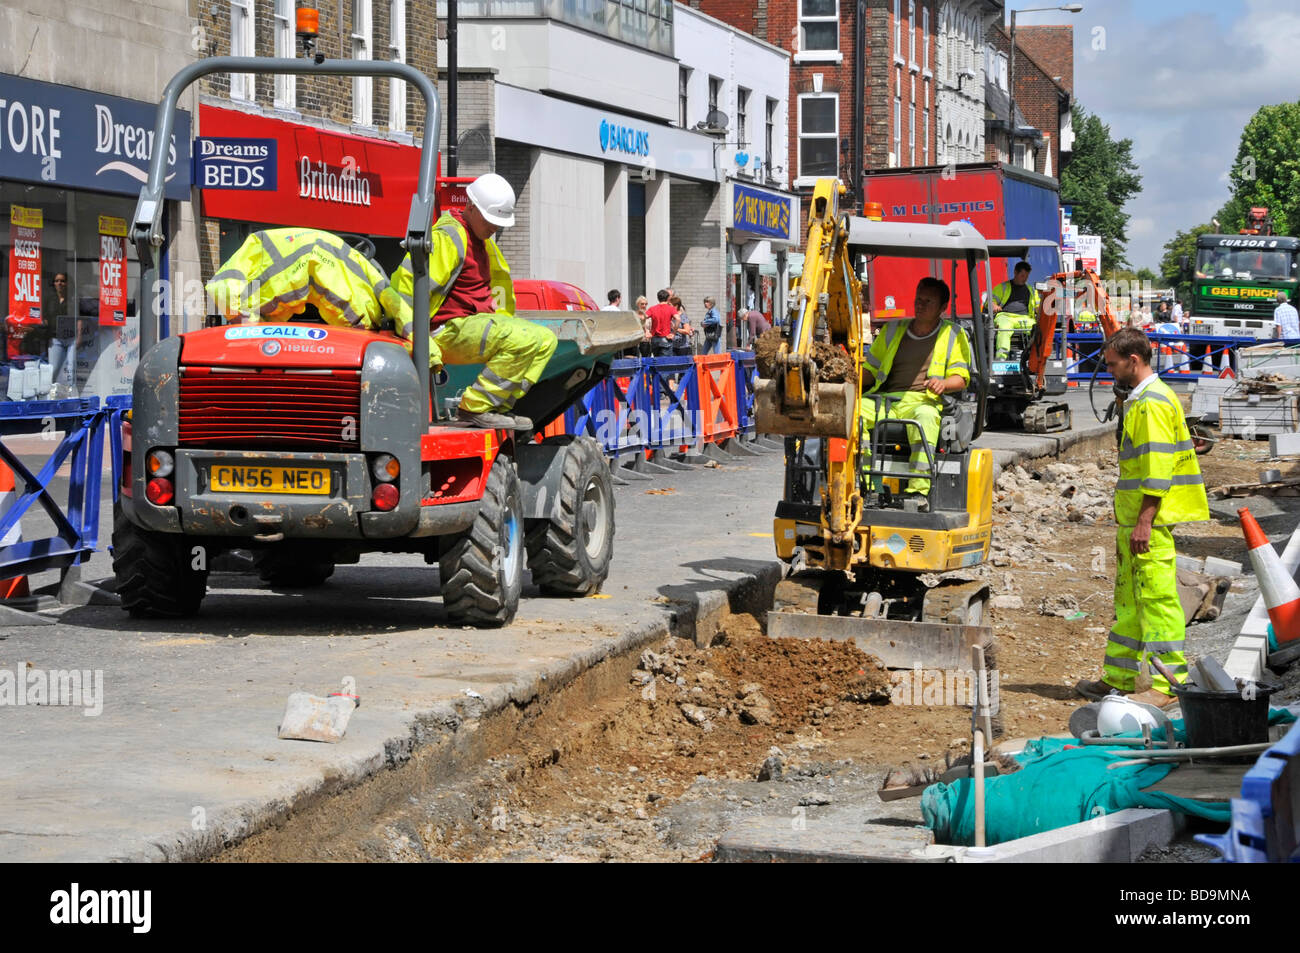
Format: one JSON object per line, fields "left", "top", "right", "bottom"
{"left": 694, "top": 354, "right": 740, "bottom": 443}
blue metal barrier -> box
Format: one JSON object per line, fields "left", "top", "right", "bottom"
{"left": 731, "top": 350, "right": 758, "bottom": 437}
{"left": 0, "top": 396, "right": 129, "bottom": 584}
{"left": 570, "top": 358, "right": 651, "bottom": 461}
{"left": 1063, "top": 332, "right": 1267, "bottom": 382}
{"left": 643, "top": 355, "right": 699, "bottom": 450}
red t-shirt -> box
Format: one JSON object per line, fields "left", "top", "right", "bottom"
{"left": 436, "top": 209, "right": 495, "bottom": 324}
{"left": 646, "top": 302, "right": 677, "bottom": 337}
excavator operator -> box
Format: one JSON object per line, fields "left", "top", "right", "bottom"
{"left": 859, "top": 276, "right": 972, "bottom": 504}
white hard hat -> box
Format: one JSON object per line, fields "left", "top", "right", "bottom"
{"left": 1096, "top": 695, "right": 1160, "bottom": 736}
{"left": 465, "top": 173, "right": 516, "bottom": 228}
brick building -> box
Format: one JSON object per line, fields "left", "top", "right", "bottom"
{"left": 934, "top": 1, "right": 1001, "bottom": 166}
{"left": 984, "top": 23, "right": 1071, "bottom": 176}
{"left": 690, "top": 0, "right": 940, "bottom": 215}
{"left": 191, "top": 0, "right": 438, "bottom": 278}
{"left": 1012, "top": 24, "right": 1074, "bottom": 168}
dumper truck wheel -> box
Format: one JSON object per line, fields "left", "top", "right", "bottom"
{"left": 440, "top": 454, "right": 524, "bottom": 627}
{"left": 111, "top": 503, "right": 208, "bottom": 618}
{"left": 256, "top": 547, "right": 335, "bottom": 588}
{"left": 526, "top": 436, "right": 615, "bottom": 596}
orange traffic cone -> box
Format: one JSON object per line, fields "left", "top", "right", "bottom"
{"left": 0, "top": 460, "right": 28, "bottom": 600}
{"left": 1240, "top": 507, "right": 1300, "bottom": 643}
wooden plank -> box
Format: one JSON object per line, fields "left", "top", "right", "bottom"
{"left": 1142, "top": 764, "right": 1247, "bottom": 803}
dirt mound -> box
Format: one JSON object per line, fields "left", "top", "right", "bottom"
{"left": 752, "top": 329, "right": 855, "bottom": 385}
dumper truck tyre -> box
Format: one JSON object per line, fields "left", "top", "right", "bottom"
{"left": 256, "top": 547, "right": 335, "bottom": 589}
{"left": 111, "top": 503, "right": 208, "bottom": 618}
{"left": 525, "top": 435, "right": 615, "bottom": 597}
{"left": 439, "top": 454, "right": 524, "bottom": 627}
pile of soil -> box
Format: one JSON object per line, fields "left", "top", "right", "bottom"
{"left": 753, "top": 328, "right": 854, "bottom": 384}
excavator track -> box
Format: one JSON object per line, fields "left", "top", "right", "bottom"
{"left": 921, "top": 579, "right": 991, "bottom": 626}
{"left": 1023, "top": 401, "right": 1072, "bottom": 434}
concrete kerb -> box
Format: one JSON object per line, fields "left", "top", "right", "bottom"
{"left": 985, "top": 419, "right": 1116, "bottom": 479}
{"left": 126, "top": 562, "right": 783, "bottom": 862}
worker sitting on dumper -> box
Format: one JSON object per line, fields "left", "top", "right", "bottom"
{"left": 859, "top": 277, "right": 972, "bottom": 505}
{"left": 206, "top": 227, "right": 403, "bottom": 330}
{"left": 987, "top": 261, "right": 1040, "bottom": 359}
{"left": 392, "top": 173, "right": 557, "bottom": 431}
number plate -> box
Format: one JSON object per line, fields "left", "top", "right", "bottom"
{"left": 210, "top": 465, "right": 331, "bottom": 495}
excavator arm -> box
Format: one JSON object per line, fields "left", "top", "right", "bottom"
{"left": 1027, "top": 268, "right": 1122, "bottom": 387}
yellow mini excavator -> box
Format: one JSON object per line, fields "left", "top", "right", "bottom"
{"left": 755, "top": 178, "right": 1000, "bottom": 671}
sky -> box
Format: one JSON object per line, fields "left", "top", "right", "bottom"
{"left": 1009, "top": 0, "right": 1300, "bottom": 271}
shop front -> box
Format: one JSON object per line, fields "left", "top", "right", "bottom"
{"left": 196, "top": 105, "right": 423, "bottom": 278}
{"left": 726, "top": 179, "right": 796, "bottom": 348}
{"left": 0, "top": 73, "right": 191, "bottom": 400}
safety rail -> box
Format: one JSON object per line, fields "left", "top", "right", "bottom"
{"left": 1060, "top": 332, "right": 1300, "bottom": 382}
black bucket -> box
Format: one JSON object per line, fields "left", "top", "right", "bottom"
{"left": 1171, "top": 681, "right": 1278, "bottom": 753}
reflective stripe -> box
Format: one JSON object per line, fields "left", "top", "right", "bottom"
{"left": 464, "top": 383, "right": 511, "bottom": 409}
{"left": 479, "top": 319, "right": 494, "bottom": 355}
{"left": 1103, "top": 654, "right": 1140, "bottom": 672}
{"left": 1140, "top": 478, "right": 1173, "bottom": 491}
{"left": 264, "top": 285, "right": 312, "bottom": 313}
{"left": 211, "top": 268, "right": 246, "bottom": 283}
{"left": 943, "top": 323, "right": 957, "bottom": 370}
{"left": 480, "top": 366, "right": 521, "bottom": 392}
{"left": 1115, "top": 475, "right": 1202, "bottom": 491}
{"left": 1106, "top": 631, "right": 1185, "bottom": 654}
{"left": 401, "top": 321, "right": 413, "bottom": 336}
{"left": 863, "top": 349, "right": 883, "bottom": 370}
{"left": 309, "top": 278, "right": 366, "bottom": 327}
{"left": 949, "top": 361, "right": 970, "bottom": 371}
{"left": 1134, "top": 388, "right": 1176, "bottom": 408}
{"left": 1118, "top": 438, "right": 1195, "bottom": 460}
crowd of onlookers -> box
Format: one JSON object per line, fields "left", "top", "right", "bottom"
{"left": 603, "top": 287, "right": 774, "bottom": 358}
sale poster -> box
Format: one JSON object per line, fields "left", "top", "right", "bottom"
{"left": 7, "top": 204, "right": 43, "bottom": 359}
{"left": 99, "top": 215, "right": 128, "bottom": 327}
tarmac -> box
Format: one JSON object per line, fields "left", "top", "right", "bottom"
{"left": 0, "top": 389, "right": 1123, "bottom": 862}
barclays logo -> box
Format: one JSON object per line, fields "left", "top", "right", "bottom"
{"left": 599, "top": 119, "right": 650, "bottom": 157}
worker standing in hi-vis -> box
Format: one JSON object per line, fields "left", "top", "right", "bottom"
{"left": 1076, "top": 327, "right": 1209, "bottom": 708}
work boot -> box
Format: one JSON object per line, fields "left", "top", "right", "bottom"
{"left": 454, "top": 408, "right": 520, "bottom": 430}
{"left": 1075, "top": 678, "right": 1127, "bottom": 702}
{"left": 508, "top": 414, "right": 533, "bottom": 432}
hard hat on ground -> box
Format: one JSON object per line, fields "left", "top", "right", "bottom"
{"left": 466, "top": 173, "right": 516, "bottom": 228}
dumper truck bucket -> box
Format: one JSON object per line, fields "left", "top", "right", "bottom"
{"left": 441, "top": 310, "right": 644, "bottom": 428}
{"left": 753, "top": 378, "right": 855, "bottom": 439}
{"left": 765, "top": 610, "right": 994, "bottom": 671}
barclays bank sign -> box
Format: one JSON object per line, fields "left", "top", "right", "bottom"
{"left": 599, "top": 118, "right": 650, "bottom": 157}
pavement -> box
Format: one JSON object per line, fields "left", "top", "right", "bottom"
{"left": 0, "top": 395, "right": 1127, "bottom": 862}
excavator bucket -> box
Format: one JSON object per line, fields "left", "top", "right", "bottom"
{"left": 765, "top": 610, "right": 994, "bottom": 671}
{"left": 753, "top": 378, "right": 856, "bottom": 439}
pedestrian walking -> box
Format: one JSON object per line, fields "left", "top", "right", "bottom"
{"left": 646, "top": 289, "right": 677, "bottom": 358}
{"left": 1076, "top": 327, "right": 1209, "bottom": 708}
{"left": 1273, "top": 291, "right": 1299, "bottom": 339}
{"left": 634, "top": 295, "right": 652, "bottom": 357}
{"left": 701, "top": 296, "right": 723, "bottom": 354}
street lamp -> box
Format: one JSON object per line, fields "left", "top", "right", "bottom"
{"left": 1008, "top": 4, "right": 1083, "bottom": 167}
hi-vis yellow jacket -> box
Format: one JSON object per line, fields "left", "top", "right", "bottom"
{"left": 1115, "top": 376, "right": 1210, "bottom": 526}
{"left": 862, "top": 319, "right": 972, "bottom": 397}
{"left": 206, "top": 228, "right": 400, "bottom": 329}
{"left": 392, "top": 211, "right": 516, "bottom": 334}
{"left": 989, "top": 279, "right": 1041, "bottom": 317}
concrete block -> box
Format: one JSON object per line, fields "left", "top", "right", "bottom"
{"left": 1203, "top": 556, "right": 1243, "bottom": 577}
{"left": 1176, "top": 555, "right": 1205, "bottom": 573}
{"left": 1224, "top": 647, "right": 1264, "bottom": 683}
{"left": 1236, "top": 636, "right": 1269, "bottom": 672}
{"left": 277, "top": 692, "right": 357, "bottom": 743}
{"left": 715, "top": 815, "right": 938, "bottom": 863}
{"left": 1270, "top": 432, "right": 1300, "bottom": 456}
{"left": 953, "top": 808, "right": 1178, "bottom": 863}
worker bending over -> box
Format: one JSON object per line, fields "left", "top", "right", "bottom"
{"left": 988, "top": 261, "right": 1039, "bottom": 359}
{"left": 1076, "top": 328, "right": 1209, "bottom": 708}
{"left": 860, "top": 277, "right": 972, "bottom": 502}
{"left": 392, "top": 173, "right": 557, "bottom": 431}
{"left": 206, "top": 227, "right": 402, "bottom": 329}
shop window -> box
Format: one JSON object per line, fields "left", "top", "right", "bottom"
{"left": 230, "top": 0, "right": 256, "bottom": 102}
{"left": 797, "top": 93, "right": 838, "bottom": 180}
{"left": 389, "top": 0, "right": 406, "bottom": 132}
{"left": 1, "top": 184, "right": 143, "bottom": 400}
{"left": 799, "top": 0, "right": 838, "bottom": 53}
{"left": 352, "top": 0, "right": 373, "bottom": 126}
{"left": 273, "top": 0, "right": 296, "bottom": 109}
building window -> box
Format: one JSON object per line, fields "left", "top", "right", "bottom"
{"left": 894, "top": 0, "right": 901, "bottom": 59}
{"left": 893, "top": 76, "right": 901, "bottom": 166}
{"left": 737, "top": 87, "right": 750, "bottom": 147}
{"left": 229, "top": 0, "right": 255, "bottom": 102}
{"left": 679, "top": 67, "right": 691, "bottom": 128}
{"left": 799, "top": 0, "right": 839, "bottom": 52}
{"left": 352, "top": 0, "right": 373, "bottom": 126}
{"left": 273, "top": 0, "right": 296, "bottom": 108}
{"left": 908, "top": 0, "right": 916, "bottom": 67}
{"left": 389, "top": 0, "right": 406, "bottom": 132}
{"left": 923, "top": 106, "right": 929, "bottom": 164}
{"left": 708, "top": 76, "right": 722, "bottom": 117}
{"left": 798, "top": 93, "right": 838, "bottom": 179}
{"left": 922, "top": 6, "right": 929, "bottom": 71}
{"left": 766, "top": 97, "right": 777, "bottom": 178}
{"left": 909, "top": 100, "right": 915, "bottom": 165}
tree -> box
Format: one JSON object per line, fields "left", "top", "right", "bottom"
{"left": 1159, "top": 223, "right": 1215, "bottom": 304}
{"left": 1225, "top": 101, "right": 1300, "bottom": 236}
{"left": 1059, "top": 103, "right": 1143, "bottom": 268}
